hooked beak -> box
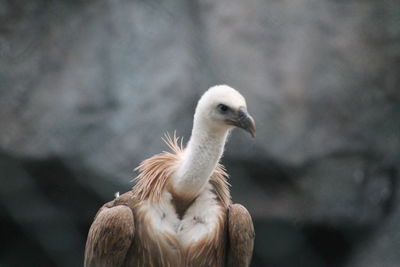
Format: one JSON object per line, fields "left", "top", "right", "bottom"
{"left": 226, "top": 107, "right": 256, "bottom": 137}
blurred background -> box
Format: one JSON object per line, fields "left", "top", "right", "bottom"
{"left": 0, "top": 0, "right": 399, "bottom": 266}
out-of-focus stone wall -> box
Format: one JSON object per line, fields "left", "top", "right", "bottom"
{"left": 0, "top": 0, "right": 399, "bottom": 266}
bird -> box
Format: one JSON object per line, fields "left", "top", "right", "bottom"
{"left": 84, "top": 85, "right": 256, "bottom": 267}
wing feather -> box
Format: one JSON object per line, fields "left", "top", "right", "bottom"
{"left": 227, "top": 203, "right": 255, "bottom": 267}
{"left": 84, "top": 205, "right": 135, "bottom": 267}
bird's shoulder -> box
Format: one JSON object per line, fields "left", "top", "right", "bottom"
{"left": 84, "top": 191, "right": 136, "bottom": 267}
{"left": 227, "top": 203, "right": 255, "bottom": 267}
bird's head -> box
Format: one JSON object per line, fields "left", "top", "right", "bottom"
{"left": 194, "top": 85, "right": 256, "bottom": 137}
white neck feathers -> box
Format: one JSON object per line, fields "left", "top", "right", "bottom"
{"left": 172, "top": 119, "right": 229, "bottom": 199}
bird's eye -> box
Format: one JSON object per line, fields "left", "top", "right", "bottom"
{"left": 217, "top": 104, "right": 229, "bottom": 113}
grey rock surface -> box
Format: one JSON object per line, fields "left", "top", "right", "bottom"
{"left": 347, "top": 179, "right": 400, "bottom": 267}
{"left": 0, "top": 0, "right": 399, "bottom": 266}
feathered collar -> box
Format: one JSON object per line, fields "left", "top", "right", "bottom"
{"left": 132, "top": 133, "right": 231, "bottom": 207}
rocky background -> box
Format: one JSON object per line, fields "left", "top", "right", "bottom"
{"left": 1, "top": 0, "right": 399, "bottom": 266}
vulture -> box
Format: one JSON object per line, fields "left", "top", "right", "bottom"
{"left": 84, "top": 85, "right": 256, "bottom": 267}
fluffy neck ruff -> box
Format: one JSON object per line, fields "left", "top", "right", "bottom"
{"left": 172, "top": 115, "right": 230, "bottom": 200}
{"left": 132, "top": 133, "right": 230, "bottom": 207}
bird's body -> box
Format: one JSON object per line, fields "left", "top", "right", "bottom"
{"left": 84, "top": 85, "right": 255, "bottom": 267}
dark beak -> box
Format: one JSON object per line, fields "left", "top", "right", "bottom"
{"left": 227, "top": 107, "right": 256, "bottom": 137}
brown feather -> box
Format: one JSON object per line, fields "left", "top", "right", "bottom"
{"left": 227, "top": 204, "right": 255, "bottom": 267}
{"left": 84, "top": 204, "right": 135, "bottom": 267}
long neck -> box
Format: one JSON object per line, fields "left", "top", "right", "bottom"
{"left": 172, "top": 121, "right": 229, "bottom": 199}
